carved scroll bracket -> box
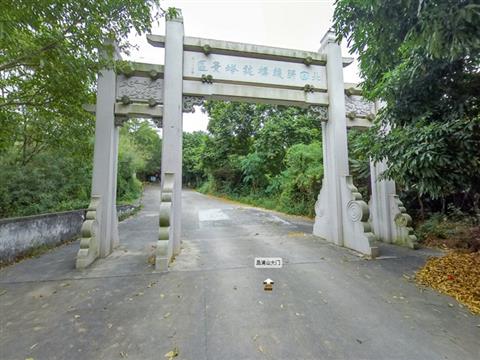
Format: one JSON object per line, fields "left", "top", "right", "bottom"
{"left": 76, "top": 196, "right": 101, "bottom": 269}
{"left": 391, "top": 195, "right": 418, "bottom": 249}
{"left": 344, "top": 94, "right": 375, "bottom": 120}
{"left": 114, "top": 115, "right": 129, "bottom": 127}
{"left": 183, "top": 96, "right": 205, "bottom": 113}
{"left": 156, "top": 172, "right": 175, "bottom": 271}
{"left": 152, "top": 117, "right": 162, "bottom": 128}
{"left": 308, "top": 105, "right": 328, "bottom": 122}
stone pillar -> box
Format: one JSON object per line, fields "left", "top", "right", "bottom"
{"left": 313, "top": 31, "right": 349, "bottom": 246}
{"left": 90, "top": 46, "right": 120, "bottom": 258}
{"left": 370, "top": 160, "right": 394, "bottom": 241}
{"left": 313, "top": 30, "right": 378, "bottom": 257}
{"left": 370, "top": 159, "right": 417, "bottom": 248}
{"left": 368, "top": 103, "right": 417, "bottom": 249}
{"left": 110, "top": 125, "right": 120, "bottom": 250}
{"left": 162, "top": 10, "right": 184, "bottom": 257}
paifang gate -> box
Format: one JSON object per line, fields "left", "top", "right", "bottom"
{"left": 77, "top": 10, "right": 417, "bottom": 271}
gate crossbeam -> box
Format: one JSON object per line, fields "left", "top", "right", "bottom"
{"left": 147, "top": 34, "right": 354, "bottom": 67}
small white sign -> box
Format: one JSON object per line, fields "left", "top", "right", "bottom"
{"left": 255, "top": 257, "right": 283, "bottom": 268}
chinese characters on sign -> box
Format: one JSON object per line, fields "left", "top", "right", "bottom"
{"left": 184, "top": 51, "right": 327, "bottom": 90}
{"left": 254, "top": 257, "right": 283, "bottom": 268}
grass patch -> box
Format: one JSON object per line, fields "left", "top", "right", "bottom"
{"left": 416, "top": 214, "right": 480, "bottom": 252}
{"left": 196, "top": 187, "right": 314, "bottom": 219}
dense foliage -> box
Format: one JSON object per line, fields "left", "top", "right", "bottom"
{"left": 334, "top": 0, "right": 480, "bottom": 214}
{"left": 0, "top": 1, "right": 166, "bottom": 218}
{"left": 182, "top": 101, "right": 325, "bottom": 217}
{"left": 0, "top": 0, "right": 169, "bottom": 155}
{"left": 0, "top": 119, "right": 161, "bottom": 218}
{"left": 117, "top": 120, "right": 162, "bottom": 203}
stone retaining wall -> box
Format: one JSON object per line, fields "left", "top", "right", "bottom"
{"left": 0, "top": 204, "right": 139, "bottom": 265}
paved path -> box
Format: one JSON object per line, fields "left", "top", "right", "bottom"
{"left": 1, "top": 185, "right": 479, "bottom": 360}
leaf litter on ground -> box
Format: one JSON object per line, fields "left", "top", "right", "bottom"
{"left": 416, "top": 251, "right": 480, "bottom": 314}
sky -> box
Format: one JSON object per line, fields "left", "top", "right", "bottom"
{"left": 125, "top": 0, "right": 361, "bottom": 133}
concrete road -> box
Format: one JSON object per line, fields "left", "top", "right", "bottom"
{"left": 1, "top": 185, "right": 479, "bottom": 360}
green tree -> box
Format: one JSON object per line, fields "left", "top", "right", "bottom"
{"left": 253, "top": 106, "right": 320, "bottom": 176}
{"left": 183, "top": 131, "right": 208, "bottom": 187}
{"left": 201, "top": 101, "right": 264, "bottom": 191}
{"left": 0, "top": 2, "right": 172, "bottom": 217}
{"left": 201, "top": 101, "right": 322, "bottom": 194}
{"left": 0, "top": 0, "right": 172, "bottom": 161}
{"left": 0, "top": 148, "right": 93, "bottom": 217}
{"left": 334, "top": 0, "right": 480, "bottom": 200}
{"left": 123, "top": 119, "right": 162, "bottom": 179}
{"left": 0, "top": 119, "right": 160, "bottom": 218}
{"left": 277, "top": 142, "right": 323, "bottom": 216}
{"left": 193, "top": 101, "right": 325, "bottom": 215}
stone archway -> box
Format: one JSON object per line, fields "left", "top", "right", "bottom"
{"left": 78, "top": 9, "right": 416, "bottom": 270}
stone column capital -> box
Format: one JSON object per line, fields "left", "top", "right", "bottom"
{"left": 319, "top": 29, "right": 338, "bottom": 52}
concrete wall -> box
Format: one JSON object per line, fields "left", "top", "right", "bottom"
{"left": 0, "top": 204, "right": 139, "bottom": 265}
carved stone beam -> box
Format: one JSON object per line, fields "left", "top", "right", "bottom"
{"left": 83, "top": 103, "right": 163, "bottom": 121}
{"left": 147, "top": 34, "right": 355, "bottom": 67}
{"left": 116, "top": 61, "right": 164, "bottom": 79}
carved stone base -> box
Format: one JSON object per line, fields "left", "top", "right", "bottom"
{"left": 76, "top": 196, "right": 101, "bottom": 269}
{"left": 156, "top": 228, "right": 169, "bottom": 271}
{"left": 313, "top": 185, "right": 332, "bottom": 243}
{"left": 155, "top": 173, "right": 175, "bottom": 271}
{"left": 342, "top": 177, "right": 379, "bottom": 257}
{"left": 390, "top": 195, "right": 418, "bottom": 249}
{"left": 313, "top": 176, "right": 379, "bottom": 258}
{"left": 369, "top": 160, "right": 418, "bottom": 249}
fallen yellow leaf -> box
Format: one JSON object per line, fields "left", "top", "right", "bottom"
{"left": 416, "top": 251, "right": 480, "bottom": 314}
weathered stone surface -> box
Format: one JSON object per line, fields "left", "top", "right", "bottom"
{"left": 308, "top": 105, "right": 328, "bottom": 122}
{"left": 162, "top": 10, "right": 184, "bottom": 257}
{"left": 90, "top": 45, "right": 120, "bottom": 260}
{"left": 369, "top": 127, "right": 417, "bottom": 249}
{"left": 0, "top": 203, "right": 139, "bottom": 266}
{"left": 148, "top": 34, "right": 355, "bottom": 67}
{"left": 313, "top": 31, "right": 378, "bottom": 257}
{"left": 76, "top": 196, "right": 100, "bottom": 269}
{"left": 114, "top": 103, "right": 163, "bottom": 119}
{"left": 183, "top": 51, "right": 328, "bottom": 90}
{"left": 344, "top": 94, "right": 375, "bottom": 118}
{"left": 0, "top": 210, "right": 84, "bottom": 265}
{"left": 391, "top": 195, "right": 418, "bottom": 248}
{"left": 182, "top": 79, "right": 328, "bottom": 106}
{"left": 156, "top": 172, "right": 175, "bottom": 271}
{"left": 116, "top": 75, "right": 164, "bottom": 103}
{"left": 343, "top": 177, "right": 379, "bottom": 257}
{"left": 183, "top": 95, "right": 204, "bottom": 113}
